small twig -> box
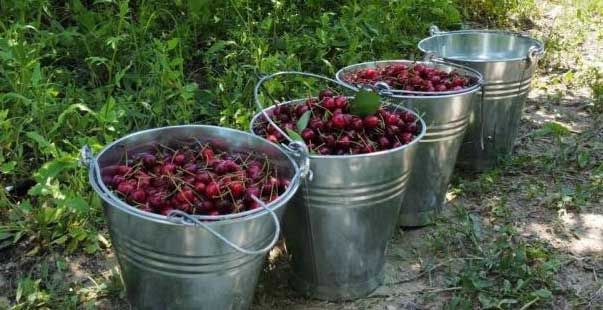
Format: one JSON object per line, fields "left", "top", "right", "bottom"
{"left": 420, "top": 286, "right": 462, "bottom": 294}
{"left": 368, "top": 286, "right": 462, "bottom": 299}
{"left": 385, "top": 259, "right": 452, "bottom": 286}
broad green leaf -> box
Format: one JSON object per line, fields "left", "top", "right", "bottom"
{"left": 50, "top": 103, "right": 96, "bottom": 133}
{"left": 350, "top": 90, "right": 380, "bottom": 117}
{"left": 167, "top": 37, "right": 180, "bottom": 50}
{"left": 31, "top": 62, "right": 41, "bottom": 86}
{"left": 296, "top": 110, "right": 311, "bottom": 132}
{"left": 478, "top": 293, "right": 497, "bottom": 308}
{"left": 471, "top": 277, "right": 493, "bottom": 289}
{"left": 26, "top": 131, "right": 59, "bottom": 157}
{"left": 530, "top": 288, "right": 553, "bottom": 299}
{"left": 286, "top": 129, "right": 303, "bottom": 142}
{"left": 0, "top": 161, "right": 16, "bottom": 174}
{"left": 64, "top": 196, "right": 89, "bottom": 214}
{"left": 84, "top": 239, "right": 99, "bottom": 254}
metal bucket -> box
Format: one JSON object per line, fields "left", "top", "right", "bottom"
{"left": 250, "top": 72, "right": 426, "bottom": 300}
{"left": 82, "top": 125, "right": 307, "bottom": 310}
{"left": 418, "top": 26, "right": 544, "bottom": 171}
{"left": 335, "top": 59, "right": 483, "bottom": 227}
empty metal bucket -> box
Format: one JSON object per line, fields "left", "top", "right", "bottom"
{"left": 82, "top": 125, "right": 307, "bottom": 310}
{"left": 418, "top": 27, "right": 544, "bottom": 171}
{"left": 250, "top": 71, "right": 427, "bottom": 300}
{"left": 336, "top": 60, "right": 483, "bottom": 227}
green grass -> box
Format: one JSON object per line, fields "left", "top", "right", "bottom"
{"left": 0, "top": 0, "right": 501, "bottom": 257}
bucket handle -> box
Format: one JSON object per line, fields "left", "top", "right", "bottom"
{"left": 81, "top": 145, "right": 282, "bottom": 256}
{"left": 253, "top": 71, "right": 360, "bottom": 180}
{"left": 429, "top": 25, "right": 442, "bottom": 36}
{"left": 166, "top": 195, "right": 281, "bottom": 255}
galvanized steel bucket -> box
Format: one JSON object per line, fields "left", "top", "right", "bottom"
{"left": 419, "top": 26, "right": 544, "bottom": 171}
{"left": 335, "top": 59, "right": 483, "bottom": 227}
{"left": 82, "top": 125, "right": 308, "bottom": 310}
{"left": 250, "top": 72, "right": 426, "bottom": 300}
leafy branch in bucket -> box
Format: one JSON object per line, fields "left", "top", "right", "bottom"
{"left": 350, "top": 89, "right": 381, "bottom": 116}
{"left": 284, "top": 110, "right": 311, "bottom": 142}
{"left": 286, "top": 129, "right": 304, "bottom": 142}
{"left": 296, "top": 110, "right": 312, "bottom": 132}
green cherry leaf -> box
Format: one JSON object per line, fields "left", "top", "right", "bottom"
{"left": 350, "top": 89, "right": 381, "bottom": 117}
{"left": 296, "top": 110, "right": 311, "bottom": 132}
{"left": 286, "top": 129, "right": 304, "bottom": 142}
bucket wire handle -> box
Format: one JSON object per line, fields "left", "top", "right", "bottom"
{"left": 253, "top": 71, "right": 358, "bottom": 179}
{"left": 166, "top": 195, "right": 281, "bottom": 255}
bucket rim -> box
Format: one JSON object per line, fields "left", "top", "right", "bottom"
{"left": 417, "top": 29, "right": 545, "bottom": 63}
{"left": 249, "top": 99, "right": 427, "bottom": 160}
{"left": 90, "top": 124, "right": 302, "bottom": 225}
{"left": 334, "top": 59, "right": 483, "bottom": 99}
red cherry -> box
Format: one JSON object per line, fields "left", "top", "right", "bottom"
{"left": 296, "top": 104, "right": 310, "bottom": 116}
{"left": 176, "top": 189, "right": 195, "bottom": 203}
{"left": 130, "top": 190, "right": 147, "bottom": 203}
{"left": 162, "top": 163, "right": 176, "bottom": 175}
{"left": 301, "top": 128, "right": 316, "bottom": 141}
{"left": 267, "top": 134, "right": 279, "bottom": 143}
{"left": 195, "top": 171, "right": 213, "bottom": 184}
{"left": 323, "top": 134, "right": 336, "bottom": 147}
{"left": 142, "top": 154, "right": 156, "bottom": 165}
{"left": 245, "top": 186, "right": 261, "bottom": 201}
{"left": 337, "top": 135, "right": 351, "bottom": 148}
{"left": 112, "top": 175, "right": 126, "bottom": 185}
{"left": 319, "top": 89, "right": 334, "bottom": 100}
{"left": 322, "top": 97, "right": 336, "bottom": 111}
{"left": 202, "top": 148, "right": 214, "bottom": 161}
{"left": 402, "top": 112, "right": 415, "bottom": 123}
{"left": 406, "top": 123, "right": 418, "bottom": 133}
{"left": 363, "top": 115, "right": 379, "bottom": 129}
{"left": 331, "top": 114, "right": 347, "bottom": 129}
{"left": 206, "top": 182, "right": 220, "bottom": 198}
{"left": 194, "top": 182, "right": 206, "bottom": 194}
{"left": 117, "top": 165, "right": 132, "bottom": 175}
{"left": 378, "top": 136, "right": 391, "bottom": 149}
{"left": 117, "top": 182, "right": 134, "bottom": 194}
{"left": 401, "top": 132, "right": 414, "bottom": 144}
{"left": 385, "top": 114, "right": 400, "bottom": 125}
{"left": 318, "top": 146, "right": 332, "bottom": 155}
{"left": 229, "top": 182, "right": 245, "bottom": 198}
{"left": 363, "top": 68, "right": 378, "bottom": 79}
{"left": 334, "top": 96, "right": 348, "bottom": 109}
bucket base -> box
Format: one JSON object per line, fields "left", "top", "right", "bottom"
{"left": 398, "top": 208, "right": 440, "bottom": 227}
{"left": 289, "top": 272, "right": 383, "bottom": 301}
